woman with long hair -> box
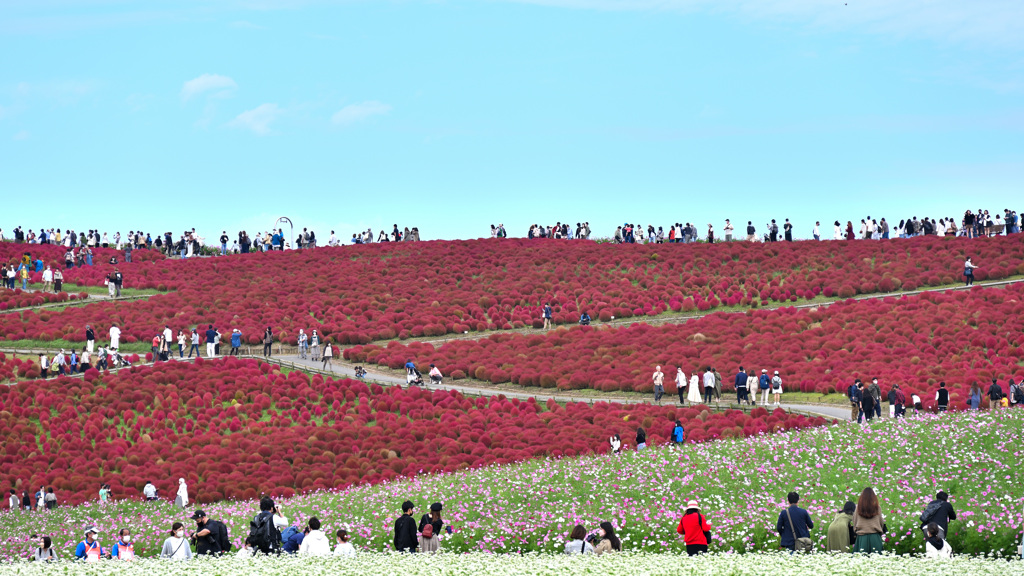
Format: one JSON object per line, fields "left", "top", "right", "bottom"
{"left": 845, "top": 222, "right": 855, "bottom": 241}
{"left": 969, "top": 383, "right": 982, "bottom": 410}
{"left": 852, "top": 487, "right": 885, "bottom": 553}
{"left": 593, "top": 521, "right": 622, "bottom": 555}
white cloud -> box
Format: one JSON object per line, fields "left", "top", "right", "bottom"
{"left": 498, "top": 0, "right": 1024, "bottom": 48}
{"left": 12, "top": 130, "right": 30, "bottom": 141}
{"left": 331, "top": 101, "right": 392, "bottom": 126}
{"left": 181, "top": 74, "right": 237, "bottom": 102}
{"left": 228, "top": 103, "right": 281, "bottom": 135}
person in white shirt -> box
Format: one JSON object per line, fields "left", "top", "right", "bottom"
{"left": 428, "top": 364, "right": 442, "bottom": 385}
{"left": 143, "top": 482, "right": 158, "bottom": 501}
{"left": 109, "top": 325, "right": 121, "bottom": 351}
{"left": 41, "top": 267, "right": 54, "bottom": 293}
{"left": 703, "top": 367, "right": 716, "bottom": 404}
{"left": 723, "top": 219, "right": 734, "bottom": 242}
{"left": 174, "top": 478, "right": 188, "bottom": 508}
{"left": 924, "top": 523, "right": 951, "bottom": 559}
{"left": 159, "top": 522, "right": 193, "bottom": 560}
{"left": 329, "top": 231, "right": 338, "bottom": 246}
{"left": 298, "top": 517, "right": 331, "bottom": 556}
{"left": 813, "top": 221, "right": 820, "bottom": 241}
{"left": 334, "top": 529, "right": 356, "bottom": 557}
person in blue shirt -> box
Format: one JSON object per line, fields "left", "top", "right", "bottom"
{"left": 281, "top": 525, "right": 305, "bottom": 553}
{"left": 205, "top": 325, "right": 218, "bottom": 358}
{"left": 671, "top": 420, "right": 685, "bottom": 445}
{"left": 735, "top": 367, "right": 749, "bottom": 405}
{"left": 579, "top": 312, "right": 591, "bottom": 326}
{"left": 542, "top": 303, "right": 553, "bottom": 330}
{"left": 776, "top": 492, "right": 814, "bottom": 553}
{"left": 110, "top": 528, "right": 135, "bottom": 560}
{"left": 33, "top": 258, "right": 43, "bottom": 272}
{"left": 230, "top": 329, "right": 242, "bottom": 356}
{"left": 74, "top": 526, "right": 106, "bottom": 561}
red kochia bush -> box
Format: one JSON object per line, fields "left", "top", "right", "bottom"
{"left": 0, "top": 359, "right": 826, "bottom": 506}
{"left": 347, "top": 283, "right": 1024, "bottom": 411}
{"left": 2, "top": 234, "right": 1019, "bottom": 347}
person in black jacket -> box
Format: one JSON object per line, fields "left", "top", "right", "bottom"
{"left": 860, "top": 383, "right": 875, "bottom": 422}
{"left": 920, "top": 491, "right": 956, "bottom": 539}
{"left": 988, "top": 379, "right": 1003, "bottom": 410}
{"left": 735, "top": 367, "right": 749, "bottom": 405}
{"left": 394, "top": 501, "right": 418, "bottom": 552}
{"left": 190, "top": 510, "right": 230, "bottom": 555}
{"left": 936, "top": 381, "right": 950, "bottom": 412}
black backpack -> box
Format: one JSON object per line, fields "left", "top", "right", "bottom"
{"left": 919, "top": 501, "right": 943, "bottom": 526}
{"left": 248, "top": 511, "right": 280, "bottom": 554}
{"left": 1013, "top": 384, "right": 1024, "bottom": 404}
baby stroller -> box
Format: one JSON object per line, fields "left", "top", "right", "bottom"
{"left": 354, "top": 366, "right": 367, "bottom": 380}
{"left": 111, "top": 352, "right": 132, "bottom": 368}
{"left": 407, "top": 367, "right": 424, "bottom": 387}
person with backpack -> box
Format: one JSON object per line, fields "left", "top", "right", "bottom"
{"left": 746, "top": 221, "right": 756, "bottom": 242}
{"left": 189, "top": 510, "right": 230, "bottom": 555}
{"left": 394, "top": 501, "right": 418, "bottom": 552}
{"left": 987, "top": 379, "right": 1003, "bottom": 410}
{"left": 418, "top": 522, "right": 439, "bottom": 554}
{"left": 1012, "top": 379, "right": 1024, "bottom": 407}
{"left": 776, "top": 492, "right": 814, "bottom": 553}
{"left": 676, "top": 500, "right": 712, "bottom": 556}
{"left": 771, "top": 371, "right": 783, "bottom": 406}
{"left": 248, "top": 496, "right": 282, "bottom": 555}
{"left": 759, "top": 369, "right": 771, "bottom": 406}
{"left": 964, "top": 257, "right": 978, "bottom": 286}
{"left": 419, "top": 502, "right": 449, "bottom": 537}
{"left": 919, "top": 491, "right": 956, "bottom": 540}
{"left": 281, "top": 524, "right": 305, "bottom": 553}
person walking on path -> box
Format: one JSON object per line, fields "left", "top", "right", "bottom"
{"left": 852, "top": 487, "right": 886, "bottom": 554}
{"left": 85, "top": 325, "right": 95, "bottom": 354}
{"left": 205, "top": 325, "right": 217, "bottom": 358}
{"left": 776, "top": 492, "right": 813, "bottom": 553}
{"left": 188, "top": 330, "right": 200, "bottom": 358}
{"left": 676, "top": 500, "right": 712, "bottom": 556}
{"left": 230, "top": 329, "right": 242, "bottom": 356}
{"left": 394, "top": 501, "right": 418, "bottom": 553}
{"left": 771, "top": 371, "right": 783, "bottom": 406}
{"left": 322, "top": 341, "right": 333, "bottom": 371}
{"left": 759, "top": 369, "right": 771, "bottom": 406}
{"left": 263, "top": 327, "right": 273, "bottom": 357}
{"left": 860, "top": 383, "right": 875, "bottom": 422}
{"left": 848, "top": 380, "right": 863, "bottom": 422}
{"left": 891, "top": 383, "right": 906, "bottom": 418}
{"left": 735, "top": 366, "right": 749, "bottom": 405}
{"left": 542, "top": 303, "right": 553, "bottom": 330}
{"left": 713, "top": 368, "right": 722, "bottom": 403}
{"left": 652, "top": 366, "right": 665, "bottom": 404}
{"left": 702, "top": 367, "right": 716, "bottom": 404}
{"left": 176, "top": 330, "right": 186, "bottom": 358}
{"left": 919, "top": 491, "right": 956, "bottom": 540}
{"left": 675, "top": 368, "right": 687, "bottom": 405}
{"left": 964, "top": 257, "right": 978, "bottom": 286}
{"left": 298, "top": 329, "right": 308, "bottom": 360}
{"left": 826, "top": 502, "right": 856, "bottom": 553}
{"left": 310, "top": 330, "right": 320, "bottom": 362}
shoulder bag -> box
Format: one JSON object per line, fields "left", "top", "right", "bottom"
{"left": 785, "top": 507, "right": 813, "bottom": 552}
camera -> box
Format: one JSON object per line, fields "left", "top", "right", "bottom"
{"left": 585, "top": 534, "right": 598, "bottom": 543}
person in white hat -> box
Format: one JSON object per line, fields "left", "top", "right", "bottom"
{"left": 74, "top": 526, "right": 106, "bottom": 562}
{"left": 675, "top": 500, "right": 712, "bottom": 555}
{"left": 771, "top": 371, "right": 783, "bottom": 406}
{"left": 759, "top": 369, "right": 771, "bottom": 405}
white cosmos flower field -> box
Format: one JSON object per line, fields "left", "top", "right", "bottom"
{"left": 2, "top": 551, "right": 1023, "bottom": 575}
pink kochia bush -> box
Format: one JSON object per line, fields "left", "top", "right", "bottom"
{"left": 347, "top": 283, "right": 1024, "bottom": 410}
{"left": 1, "top": 234, "right": 1022, "bottom": 347}
{"left": 0, "top": 358, "right": 825, "bottom": 506}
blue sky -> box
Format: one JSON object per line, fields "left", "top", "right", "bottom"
{"left": 1, "top": 0, "right": 1022, "bottom": 240}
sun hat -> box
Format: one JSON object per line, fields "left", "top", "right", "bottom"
{"left": 83, "top": 526, "right": 99, "bottom": 535}
{"left": 686, "top": 500, "right": 700, "bottom": 510}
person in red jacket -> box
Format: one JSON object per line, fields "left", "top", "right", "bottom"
{"left": 676, "top": 499, "right": 712, "bottom": 556}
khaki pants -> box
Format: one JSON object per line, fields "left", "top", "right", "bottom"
{"left": 989, "top": 398, "right": 998, "bottom": 410}
{"left": 851, "top": 402, "right": 860, "bottom": 421}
